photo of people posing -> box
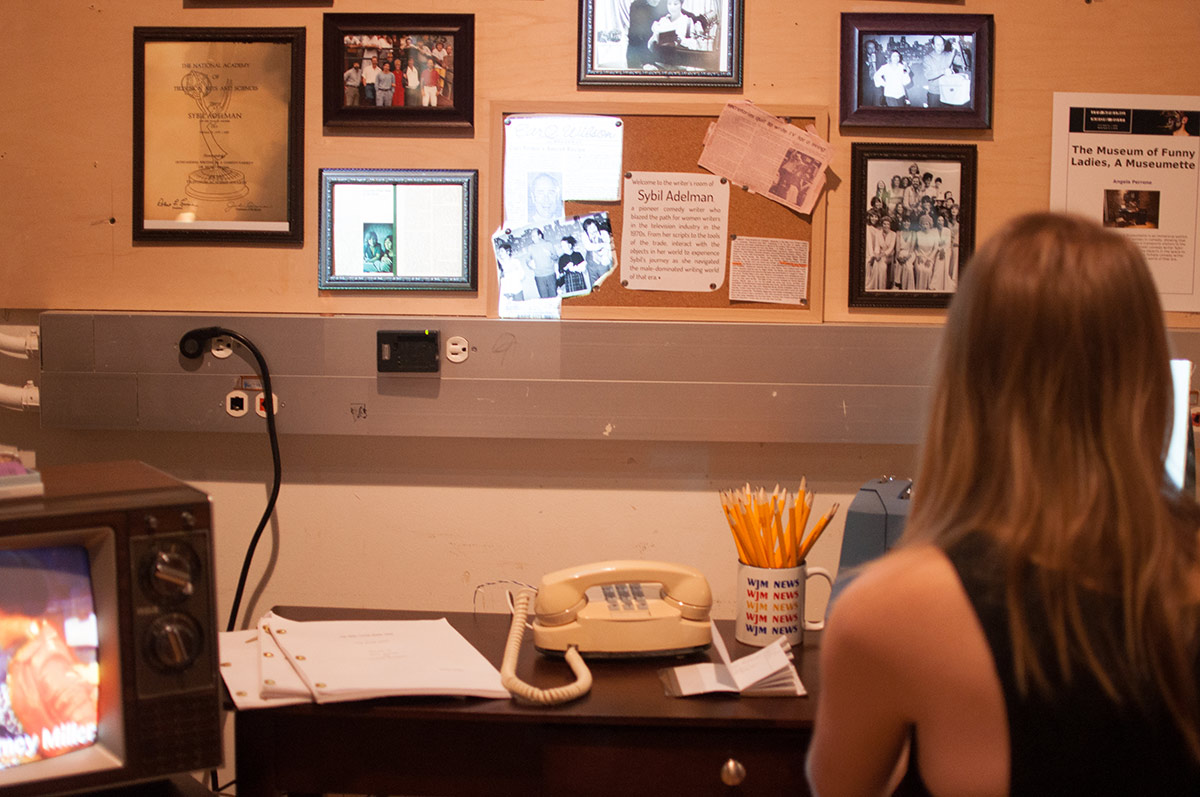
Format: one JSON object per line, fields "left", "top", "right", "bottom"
{"left": 493, "top": 212, "right": 617, "bottom": 304}
{"left": 859, "top": 158, "right": 964, "bottom": 295}
{"left": 341, "top": 32, "right": 455, "bottom": 108}
{"left": 361, "top": 224, "right": 396, "bottom": 273}
{"left": 858, "top": 32, "right": 975, "bottom": 110}
{"left": 585, "top": 0, "right": 731, "bottom": 74}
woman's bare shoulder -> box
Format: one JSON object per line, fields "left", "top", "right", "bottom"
{"left": 826, "top": 545, "right": 973, "bottom": 647}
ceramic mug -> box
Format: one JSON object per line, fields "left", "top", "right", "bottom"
{"left": 734, "top": 561, "right": 833, "bottom": 647}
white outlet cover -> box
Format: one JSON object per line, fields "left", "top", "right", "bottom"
{"left": 255, "top": 392, "right": 280, "bottom": 417}
{"left": 446, "top": 335, "right": 469, "bottom": 363}
{"left": 225, "top": 390, "right": 249, "bottom": 417}
{"left": 211, "top": 336, "right": 235, "bottom": 359}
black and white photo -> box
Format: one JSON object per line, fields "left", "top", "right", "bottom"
{"left": 840, "top": 13, "right": 993, "bottom": 129}
{"left": 849, "top": 143, "right": 976, "bottom": 309}
{"left": 578, "top": 0, "right": 743, "bottom": 87}
{"left": 492, "top": 212, "right": 617, "bottom": 308}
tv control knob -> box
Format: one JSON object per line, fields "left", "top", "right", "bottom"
{"left": 142, "top": 543, "right": 201, "bottom": 604}
{"left": 148, "top": 612, "right": 203, "bottom": 671}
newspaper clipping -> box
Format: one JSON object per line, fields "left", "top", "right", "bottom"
{"left": 698, "top": 101, "right": 834, "bottom": 216}
{"left": 1050, "top": 92, "right": 1200, "bottom": 312}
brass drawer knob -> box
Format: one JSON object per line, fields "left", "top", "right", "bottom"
{"left": 721, "top": 758, "right": 747, "bottom": 786}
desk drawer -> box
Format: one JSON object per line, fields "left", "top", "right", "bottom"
{"left": 542, "top": 726, "right": 812, "bottom": 796}
{"left": 238, "top": 711, "right": 812, "bottom": 796}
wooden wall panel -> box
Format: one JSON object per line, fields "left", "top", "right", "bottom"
{"left": 1, "top": 1, "right": 1197, "bottom": 325}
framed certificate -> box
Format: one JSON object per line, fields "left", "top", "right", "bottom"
{"left": 133, "top": 27, "right": 305, "bottom": 244}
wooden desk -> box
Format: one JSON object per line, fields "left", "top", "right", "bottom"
{"left": 234, "top": 606, "right": 820, "bottom": 796}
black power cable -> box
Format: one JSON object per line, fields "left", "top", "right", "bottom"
{"left": 179, "top": 326, "right": 281, "bottom": 634}
{"left": 180, "top": 326, "right": 282, "bottom": 795}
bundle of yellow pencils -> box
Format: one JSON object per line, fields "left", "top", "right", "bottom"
{"left": 718, "top": 478, "right": 839, "bottom": 568}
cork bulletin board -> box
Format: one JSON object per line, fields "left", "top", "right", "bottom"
{"left": 489, "top": 102, "right": 829, "bottom": 322}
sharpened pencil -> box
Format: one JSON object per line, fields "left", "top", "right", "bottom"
{"left": 720, "top": 480, "right": 832, "bottom": 569}
{"left": 797, "top": 502, "right": 839, "bottom": 563}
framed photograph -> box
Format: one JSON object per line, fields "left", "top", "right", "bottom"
{"left": 840, "top": 13, "right": 993, "bottom": 129}
{"left": 849, "top": 143, "right": 976, "bottom": 309}
{"left": 318, "top": 168, "right": 478, "bottom": 291}
{"left": 133, "top": 27, "right": 305, "bottom": 244}
{"left": 578, "top": 0, "right": 743, "bottom": 87}
{"left": 323, "top": 14, "right": 474, "bottom": 132}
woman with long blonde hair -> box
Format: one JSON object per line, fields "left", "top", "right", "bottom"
{"left": 807, "top": 213, "right": 1200, "bottom": 795}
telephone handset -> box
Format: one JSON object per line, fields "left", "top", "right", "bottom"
{"left": 500, "top": 560, "right": 713, "bottom": 705}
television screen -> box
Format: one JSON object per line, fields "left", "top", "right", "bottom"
{"left": 0, "top": 546, "right": 100, "bottom": 773}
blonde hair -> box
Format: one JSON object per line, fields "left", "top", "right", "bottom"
{"left": 905, "top": 212, "right": 1200, "bottom": 757}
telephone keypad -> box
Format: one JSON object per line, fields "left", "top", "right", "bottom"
{"left": 601, "top": 583, "right": 651, "bottom": 616}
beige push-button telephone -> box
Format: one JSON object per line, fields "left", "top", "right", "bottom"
{"left": 500, "top": 560, "right": 713, "bottom": 705}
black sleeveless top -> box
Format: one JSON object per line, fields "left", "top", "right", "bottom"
{"left": 897, "top": 533, "right": 1200, "bottom": 796}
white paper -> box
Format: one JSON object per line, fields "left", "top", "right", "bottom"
{"left": 621, "top": 171, "right": 729, "bottom": 291}
{"left": 499, "top": 294, "right": 563, "bottom": 319}
{"left": 394, "top": 184, "right": 466, "bottom": 278}
{"left": 331, "top": 183, "right": 465, "bottom": 278}
{"left": 503, "top": 115, "right": 624, "bottom": 228}
{"left": 265, "top": 616, "right": 509, "bottom": 703}
{"left": 659, "top": 621, "right": 805, "bottom": 697}
{"left": 729, "top": 236, "right": 809, "bottom": 304}
{"left": 724, "top": 637, "right": 795, "bottom": 692}
{"left": 217, "top": 628, "right": 310, "bottom": 710}
{"left": 256, "top": 612, "right": 316, "bottom": 701}
{"left": 1050, "top": 93, "right": 1200, "bottom": 311}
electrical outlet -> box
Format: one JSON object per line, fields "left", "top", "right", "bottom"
{"left": 446, "top": 335, "right": 470, "bottom": 363}
{"left": 211, "top": 336, "right": 235, "bottom": 359}
{"left": 255, "top": 392, "right": 279, "bottom": 418}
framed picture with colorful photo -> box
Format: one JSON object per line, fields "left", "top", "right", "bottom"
{"left": 318, "top": 168, "right": 478, "bottom": 291}
{"left": 849, "top": 142, "right": 976, "bottom": 309}
{"left": 577, "top": 0, "right": 743, "bottom": 87}
{"left": 840, "top": 13, "right": 993, "bottom": 129}
{"left": 322, "top": 13, "right": 474, "bottom": 132}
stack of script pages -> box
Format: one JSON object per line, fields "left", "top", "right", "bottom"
{"left": 219, "top": 611, "right": 509, "bottom": 709}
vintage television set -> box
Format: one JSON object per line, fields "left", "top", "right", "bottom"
{"left": 0, "top": 461, "right": 221, "bottom": 796}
